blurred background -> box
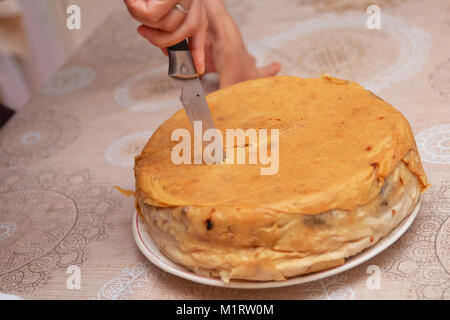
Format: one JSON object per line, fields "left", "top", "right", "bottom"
{"left": 0, "top": 0, "right": 122, "bottom": 111}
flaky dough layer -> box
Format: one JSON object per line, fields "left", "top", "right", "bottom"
{"left": 139, "top": 161, "right": 420, "bottom": 282}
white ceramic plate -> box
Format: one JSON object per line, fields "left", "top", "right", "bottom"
{"left": 132, "top": 197, "right": 422, "bottom": 289}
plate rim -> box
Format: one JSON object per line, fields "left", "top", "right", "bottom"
{"left": 132, "top": 196, "right": 422, "bottom": 289}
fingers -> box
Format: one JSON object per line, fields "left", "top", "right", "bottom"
{"left": 187, "top": 5, "right": 208, "bottom": 74}
{"left": 256, "top": 62, "right": 282, "bottom": 78}
{"left": 160, "top": 48, "right": 169, "bottom": 56}
{"left": 125, "top": 0, "right": 181, "bottom": 24}
{"left": 127, "top": 2, "right": 189, "bottom": 32}
{"left": 126, "top": 0, "right": 210, "bottom": 75}
{"left": 218, "top": 60, "right": 282, "bottom": 89}
{"left": 153, "top": 9, "right": 187, "bottom": 32}
{"left": 137, "top": 0, "right": 204, "bottom": 48}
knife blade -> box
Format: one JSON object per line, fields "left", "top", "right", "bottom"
{"left": 170, "top": 77, "right": 216, "bottom": 133}
{"left": 167, "top": 39, "right": 223, "bottom": 163}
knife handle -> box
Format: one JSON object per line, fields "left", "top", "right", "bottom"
{"left": 168, "top": 39, "right": 198, "bottom": 79}
{"left": 168, "top": 39, "right": 189, "bottom": 51}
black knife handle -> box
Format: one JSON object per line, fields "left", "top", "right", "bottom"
{"left": 168, "top": 39, "right": 198, "bottom": 79}
{"left": 168, "top": 39, "right": 189, "bottom": 51}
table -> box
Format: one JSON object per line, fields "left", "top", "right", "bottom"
{"left": 0, "top": 0, "right": 449, "bottom": 300}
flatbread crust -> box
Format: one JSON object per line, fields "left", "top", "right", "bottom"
{"left": 139, "top": 160, "right": 421, "bottom": 281}
{"left": 135, "top": 75, "right": 429, "bottom": 282}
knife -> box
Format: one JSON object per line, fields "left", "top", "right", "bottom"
{"left": 168, "top": 39, "right": 223, "bottom": 163}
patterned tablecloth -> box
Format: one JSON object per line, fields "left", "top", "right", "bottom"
{"left": 0, "top": 0, "right": 449, "bottom": 300}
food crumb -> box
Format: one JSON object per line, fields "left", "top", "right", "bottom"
{"left": 114, "top": 186, "right": 135, "bottom": 198}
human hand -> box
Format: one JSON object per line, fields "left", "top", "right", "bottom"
{"left": 125, "top": 0, "right": 208, "bottom": 74}
{"left": 124, "top": 0, "right": 281, "bottom": 88}
{"left": 202, "top": 0, "right": 281, "bottom": 88}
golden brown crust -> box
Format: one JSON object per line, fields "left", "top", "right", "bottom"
{"left": 135, "top": 76, "right": 428, "bottom": 215}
